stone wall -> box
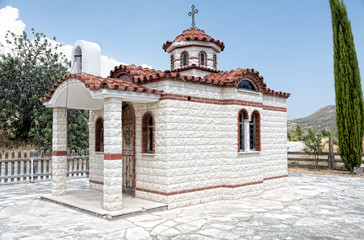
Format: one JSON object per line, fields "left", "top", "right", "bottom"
{"left": 132, "top": 80, "right": 288, "bottom": 208}
{"left": 86, "top": 79, "right": 288, "bottom": 209}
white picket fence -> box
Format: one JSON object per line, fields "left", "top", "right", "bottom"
{"left": 0, "top": 149, "right": 89, "bottom": 184}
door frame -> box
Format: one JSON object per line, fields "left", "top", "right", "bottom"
{"left": 122, "top": 102, "right": 136, "bottom": 197}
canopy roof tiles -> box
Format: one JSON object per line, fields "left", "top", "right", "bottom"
{"left": 40, "top": 73, "right": 163, "bottom": 102}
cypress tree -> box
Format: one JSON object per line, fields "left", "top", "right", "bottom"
{"left": 329, "top": 0, "right": 364, "bottom": 173}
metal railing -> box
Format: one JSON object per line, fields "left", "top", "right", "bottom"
{"left": 0, "top": 149, "right": 89, "bottom": 184}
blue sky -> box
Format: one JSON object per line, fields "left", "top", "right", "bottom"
{"left": 1, "top": 0, "right": 363, "bottom": 119}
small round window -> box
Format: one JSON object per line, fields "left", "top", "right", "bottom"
{"left": 238, "top": 80, "right": 256, "bottom": 91}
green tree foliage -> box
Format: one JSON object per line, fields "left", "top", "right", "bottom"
{"left": 304, "top": 128, "right": 325, "bottom": 170}
{"left": 329, "top": 0, "right": 364, "bottom": 173}
{"left": 0, "top": 29, "right": 89, "bottom": 150}
{"left": 293, "top": 124, "right": 304, "bottom": 141}
{"left": 321, "top": 129, "right": 331, "bottom": 137}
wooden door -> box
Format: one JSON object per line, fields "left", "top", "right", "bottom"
{"left": 122, "top": 104, "right": 134, "bottom": 194}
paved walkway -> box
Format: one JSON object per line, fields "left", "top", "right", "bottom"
{"left": 1, "top": 173, "right": 364, "bottom": 240}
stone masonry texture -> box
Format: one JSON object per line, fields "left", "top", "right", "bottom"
{"left": 52, "top": 107, "right": 67, "bottom": 196}
{"left": 103, "top": 98, "right": 123, "bottom": 211}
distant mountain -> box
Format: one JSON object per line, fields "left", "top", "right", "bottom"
{"left": 288, "top": 105, "right": 337, "bottom": 133}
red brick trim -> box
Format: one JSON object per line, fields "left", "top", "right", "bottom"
{"left": 136, "top": 175, "right": 288, "bottom": 196}
{"left": 262, "top": 106, "right": 287, "bottom": 112}
{"left": 136, "top": 181, "right": 263, "bottom": 196}
{"left": 104, "top": 153, "right": 123, "bottom": 160}
{"left": 52, "top": 151, "right": 67, "bottom": 156}
{"left": 89, "top": 180, "right": 104, "bottom": 185}
{"left": 263, "top": 175, "right": 288, "bottom": 181}
{"left": 160, "top": 93, "right": 287, "bottom": 112}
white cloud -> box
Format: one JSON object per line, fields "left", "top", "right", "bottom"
{"left": 0, "top": 6, "right": 154, "bottom": 77}
{"left": 141, "top": 63, "right": 153, "bottom": 69}
{"left": 0, "top": 6, "right": 25, "bottom": 54}
{"left": 100, "top": 55, "right": 127, "bottom": 77}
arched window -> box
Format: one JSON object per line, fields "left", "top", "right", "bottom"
{"left": 142, "top": 112, "right": 155, "bottom": 153}
{"left": 238, "top": 80, "right": 256, "bottom": 91}
{"left": 250, "top": 111, "right": 261, "bottom": 151}
{"left": 213, "top": 54, "right": 217, "bottom": 69}
{"left": 181, "top": 51, "right": 189, "bottom": 67}
{"left": 238, "top": 109, "right": 249, "bottom": 152}
{"left": 95, "top": 117, "right": 104, "bottom": 152}
{"left": 199, "top": 51, "right": 206, "bottom": 66}
{"left": 170, "top": 55, "right": 174, "bottom": 69}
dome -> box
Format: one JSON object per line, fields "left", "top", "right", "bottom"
{"left": 162, "top": 28, "right": 225, "bottom": 52}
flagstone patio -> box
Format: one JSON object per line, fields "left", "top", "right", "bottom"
{"left": 1, "top": 173, "right": 364, "bottom": 239}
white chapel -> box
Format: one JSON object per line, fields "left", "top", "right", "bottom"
{"left": 42, "top": 7, "right": 290, "bottom": 211}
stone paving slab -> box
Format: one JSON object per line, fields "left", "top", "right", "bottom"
{"left": 41, "top": 189, "right": 167, "bottom": 219}
{"left": 0, "top": 173, "right": 364, "bottom": 239}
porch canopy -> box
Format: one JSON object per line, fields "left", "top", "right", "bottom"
{"left": 42, "top": 73, "right": 162, "bottom": 211}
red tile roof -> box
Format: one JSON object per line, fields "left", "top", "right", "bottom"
{"left": 163, "top": 29, "right": 225, "bottom": 52}
{"left": 109, "top": 65, "right": 291, "bottom": 98}
{"left": 40, "top": 73, "right": 163, "bottom": 102}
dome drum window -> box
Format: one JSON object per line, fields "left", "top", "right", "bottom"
{"left": 199, "top": 51, "right": 206, "bottom": 66}
{"left": 170, "top": 55, "right": 175, "bottom": 69}
{"left": 181, "top": 52, "right": 189, "bottom": 67}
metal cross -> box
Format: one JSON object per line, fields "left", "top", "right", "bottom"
{"left": 188, "top": 5, "right": 199, "bottom": 28}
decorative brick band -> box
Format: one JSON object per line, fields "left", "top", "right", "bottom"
{"left": 52, "top": 151, "right": 67, "bottom": 156}
{"left": 136, "top": 175, "right": 288, "bottom": 196}
{"left": 263, "top": 175, "right": 288, "bottom": 181}
{"left": 89, "top": 180, "right": 104, "bottom": 185}
{"left": 262, "top": 106, "right": 287, "bottom": 112}
{"left": 136, "top": 180, "right": 263, "bottom": 196}
{"left": 104, "top": 153, "right": 123, "bottom": 160}
{"left": 160, "top": 94, "right": 286, "bottom": 112}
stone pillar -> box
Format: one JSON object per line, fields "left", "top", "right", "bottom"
{"left": 103, "top": 98, "right": 123, "bottom": 211}
{"left": 244, "top": 120, "right": 250, "bottom": 151}
{"left": 52, "top": 107, "right": 68, "bottom": 196}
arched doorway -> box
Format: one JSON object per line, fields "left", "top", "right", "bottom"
{"left": 122, "top": 103, "right": 135, "bottom": 196}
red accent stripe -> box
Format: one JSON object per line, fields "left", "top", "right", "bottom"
{"left": 160, "top": 94, "right": 286, "bottom": 112}
{"left": 52, "top": 151, "right": 67, "bottom": 156}
{"left": 263, "top": 175, "right": 288, "bottom": 181}
{"left": 136, "top": 175, "right": 288, "bottom": 196}
{"left": 104, "top": 153, "right": 123, "bottom": 160}
{"left": 89, "top": 180, "right": 104, "bottom": 185}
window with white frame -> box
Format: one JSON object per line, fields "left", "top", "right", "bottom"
{"left": 239, "top": 109, "right": 261, "bottom": 152}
